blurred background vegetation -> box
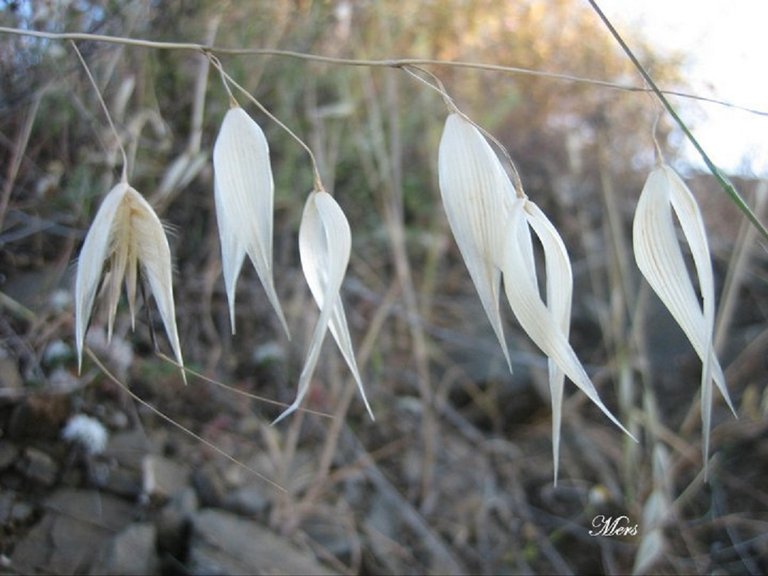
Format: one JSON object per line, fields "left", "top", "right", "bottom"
{"left": 1, "top": 1, "right": 766, "bottom": 574}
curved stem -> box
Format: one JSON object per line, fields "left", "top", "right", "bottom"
{"left": 70, "top": 40, "right": 129, "bottom": 182}
{"left": 209, "top": 58, "right": 324, "bottom": 193}
{"left": 587, "top": 0, "right": 768, "bottom": 242}
{"left": 0, "top": 26, "right": 765, "bottom": 116}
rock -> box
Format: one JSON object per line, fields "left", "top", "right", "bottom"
{"left": 8, "top": 393, "right": 71, "bottom": 440}
{"left": 16, "top": 446, "right": 58, "bottom": 486}
{"left": 0, "top": 348, "right": 23, "bottom": 392}
{"left": 45, "top": 487, "right": 137, "bottom": 531}
{"left": 43, "top": 340, "right": 72, "bottom": 367}
{"left": 0, "top": 490, "right": 34, "bottom": 526}
{"left": 0, "top": 440, "right": 19, "bottom": 469}
{"left": 47, "top": 367, "right": 82, "bottom": 394}
{"left": 105, "top": 429, "right": 153, "bottom": 470}
{"left": 191, "top": 463, "right": 227, "bottom": 508}
{"left": 221, "top": 486, "right": 269, "bottom": 519}
{"left": 89, "top": 522, "right": 158, "bottom": 575}
{"left": 103, "top": 465, "right": 143, "bottom": 499}
{"left": 302, "top": 514, "right": 353, "bottom": 562}
{"left": 10, "top": 500, "right": 35, "bottom": 524}
{"left": 157, "top": 487, "right": 198, "bottom": 563}
{"left": 142, "top": 454, "right": 189, "bottom": 502}
{"left": 11, "top": 488, "right": 136, "bottom": 575}
{"left": 188, "top": 509, "right": 333, "bottom": 575}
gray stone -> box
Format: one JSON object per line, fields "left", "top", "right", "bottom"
{"left": 8, "top": 393, "right": 71, "bottom": 440}
{"left": 221, "top": 486, "right": 269, "bottom": 519}
{"left": 45, "top": 487, "right": 137, "bottom": 531}
{"left": 142, "top": 454, "right": 189, "bottom": 502}
{"left": 0, "top": 350, "right": 23, "bottom": 392}
{"left": 302, "top": 515, "right": 353, "bottom": 562}
{"left": 89, "top": 522, "right": 158, "bottom": 575}
{"left": 0, "top": 440, "right": 19, "bottom": 469}
{"left": 157, "top": 487, "right": 198, "bottom": 561}
{"left": 17, "top": 446, "right": 58, "bottom": 486}
{"left": 11, "top": 488, "right": 136, "bottom": 574}
{"left": 105, "top": 429, "right": 153, "bottom": 470}
{"left": 10, "top": 500, "right": 34, "bottom": 524}
{"left": 188, "top": 509, "right": 333, "bottom": 576}
{"left": 191, "top": 463, "right": 227, "bottom": 508}
{"left": 104, "top": 465, "right": 143, "bottom": 499}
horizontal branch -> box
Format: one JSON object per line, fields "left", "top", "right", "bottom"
{"left": 0, "top": 26, "right": 765, "bottom": 117}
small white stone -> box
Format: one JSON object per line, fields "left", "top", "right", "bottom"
{"left": 62, "top": 414, "right": 109, "bottom": 455}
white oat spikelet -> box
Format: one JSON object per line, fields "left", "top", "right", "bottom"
{"left": 502, "top": 196, "right": 636, "bottom": 483}
{"left": 438, "top": 112, "right": 634, "bottom": 483}
{"left": 213, "top": 106, "right": 289, "bottom": 338}
{"left": 438, "top": 113, "right": 514, "bottom": 371}
{"left": 633, "top": 164, "right": 736, "bottom": 478}
{"left": 273, "top": 190, "right": 374, "bottom": 424}
{"left": 75, "top": 181, "right": 185, "bottom": 383}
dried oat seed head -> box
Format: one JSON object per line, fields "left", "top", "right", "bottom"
{"left": 438, "top": 113, "right": 514, "bottom": 371}
{"left": 633, "top": 164, "right": 736, "bottom": 479}
{"left": 273, "top": 190, "right": 373, "bottom": 424}
{"left": 503, "top": 198, "right": 636, "bottom": 483}
{"left": 75, "top": 182, "right": 185, "bottom": 383}
{"left": 213, "top": 106, "right": 289, "bottom": 337}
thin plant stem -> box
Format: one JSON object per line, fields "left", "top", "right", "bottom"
{"left": 86, "top": 348, "right": 286, "bottom": 492}
{"left": 714, "top": 181, "right": 768, "bottom": 353}
{"left": 155, "top": 352, "right": 333, "bottom": 419}
{"left": 0, "top": 87, "right": 43, "bottom": 233}
{"left": 209, "top": 57, "right": 324, "bottom": 192}
{"left": 587, "top": 0, "right": 768, "bottom": 242}
{"left": 402, "top": 65, "right": 525, "bottom": 197}
{"left": 401, "top": 64, "right": 457, "bottom": 112}
{"left": 207, "top": 53, "right": 236, "bottom": 106}
{"left": 0, "top": 27, "right": 765, "bottom": 116}
{"left": 70, "top": 41, "right": 129, "bottom": 183}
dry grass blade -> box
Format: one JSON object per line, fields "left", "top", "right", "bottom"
{"left": 213, "top": 106, "right": 289, "bottom": 338}
{"left": 438, "top": 113, "right": 514, "bottom": 372}
{"left": 633, "top": 165, "right": 736, "bottom": 478}
{"left": 274, "top": 191, "right": 372, "bottom": 423}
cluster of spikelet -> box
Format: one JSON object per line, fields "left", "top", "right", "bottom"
{"left": 74, "top": 82, "right": 734, "bottom": 483}
{"left": 437, "top": 111, "right": 735, "bottom": 482}
{"left": 76, "top": 101, "right": 374, "bottom": 425}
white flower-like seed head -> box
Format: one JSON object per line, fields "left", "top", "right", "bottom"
{"left": 75, "top": 182, "right": 185, "bottom": 383}
{"left": 633, "top": 164, "right": 736, "bottom": 479}
{"left": 502, "top": 197, "right": 636, "bottom": 483}
{"left": 438, "top": 112, "right": 634, "bottom": 483}
{"left": 273, "top": 190, "right": 373, "bottom": 424}
{"left": 213, "top": 107, "right": 289, "bottom": 338}
{"left": 438, "top": 113, "right": 515, "bottom": 371}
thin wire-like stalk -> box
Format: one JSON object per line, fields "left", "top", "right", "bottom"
{"left": 0, "top": 27, "right": 765, "bottom": 116}
{"left": 209, "top": 57, "right": 324, "bottom": 192}
{"left": 401, "top": 65, "right": 525, "bottom": 197}
{"left": 155, "top": 352, "right": 333, "bottom": 419}
{"left": 86, "top": 348, "right": 286, "bottom": 492}
{"left": 4, "top": 23, "right": 765, "bottom": 226}
{"left": 0, "top": 87, "right": 43, "bottom": 232}
{"left": 70, "top": 41, "right": 129, "bottom": 183}
{"left": 587, "top": 0, "right": 768, "bottom": 242}
{"left": 401, "top": 64, "right": 457, "bottom": 112}
{"left": 714, "top": 180, "right": 768, "bottom": 354}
